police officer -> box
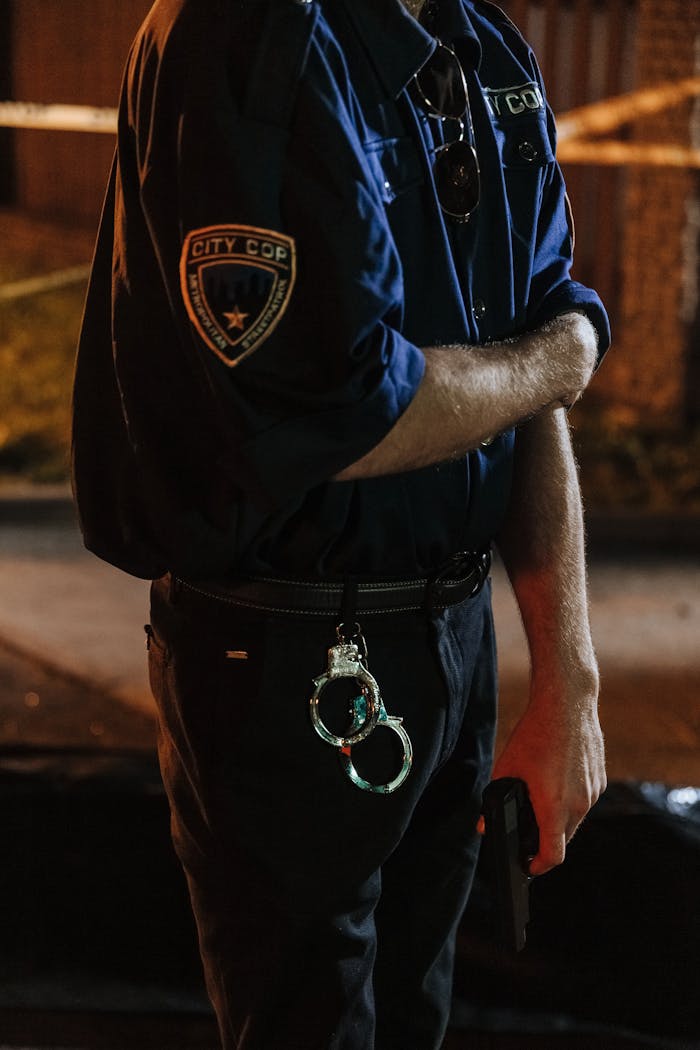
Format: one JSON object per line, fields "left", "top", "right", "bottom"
{"left": 72, "top": 0, "right": 610, "bottom": 1047}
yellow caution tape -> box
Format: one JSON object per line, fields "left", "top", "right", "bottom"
{"left": 0, "top": 265, "right": 91, "bottom": 303}
{"left": 0, "top": 101, "right": 118, "bottom": 134}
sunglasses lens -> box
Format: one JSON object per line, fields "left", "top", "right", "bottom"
{"left": 412, "top": 40, "right": 480, "bottom": 222}
{"left": 434, "top": 140, "right": 480, "bottom": 219}
{"left": 415, "top": 44, "right": 467, "bottom": 119}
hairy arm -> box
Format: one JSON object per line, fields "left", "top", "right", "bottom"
{"left": 493, "top": 406, "right": 607, "bottom": 875}
{"left": 332, "top": 312, "right": 604, "bottom": 874}
{"left": 335, "top": 312, "right": 597, "bottom": 480}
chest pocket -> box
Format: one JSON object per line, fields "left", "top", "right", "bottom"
{"left": 363, "top": 135, "right": 424, "bottom": 205}
{"left": 497, "top": 113, "right": 554, "bottom": 170}
{"left": 492, "top": 113, "right": 554, "bottom": 247}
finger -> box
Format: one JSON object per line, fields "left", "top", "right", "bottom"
{"left": 565, "top": 790, "right": 603, "bottom": 842}
{"left": 565, "top": 817, "right": 583, "bottom": 843}
{"left": 529, "top": 830, "right": 566, "bottom": 876}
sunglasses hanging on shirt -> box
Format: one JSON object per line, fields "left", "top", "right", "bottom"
{"left": 412, "top": 39, "right": 480, "bottom": 223}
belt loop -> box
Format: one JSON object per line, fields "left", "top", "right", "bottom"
{"left": 425, "top": 562, "right": 446, "bottom": 616}
{"left": 340, "top": 574, "right": 359, "bottom": 632}
{"left": 425, "top": 576, "right": 439, "bottom": 617}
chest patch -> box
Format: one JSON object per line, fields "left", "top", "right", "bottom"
{"left": 483, "top": 82, "right": 544, "bottom": 121}
{"left": 179, "top": 224, "right": 296, "bottom": 367}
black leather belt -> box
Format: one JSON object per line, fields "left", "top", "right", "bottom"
{"left": 177, "top": 548, "right": 491, "bottom": 617}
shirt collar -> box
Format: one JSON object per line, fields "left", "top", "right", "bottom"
{"left": 337, "top": 1, "right": 482, "bottom": 100}
{"left": 421, "top": 1, "right": 483, "bottom": 69}
{"left": 338, "top": 0, "right": 436, "bottom": 99}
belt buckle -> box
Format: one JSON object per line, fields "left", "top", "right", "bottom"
{"left": 428, "top": 548, "right": 490, "bottom": 610}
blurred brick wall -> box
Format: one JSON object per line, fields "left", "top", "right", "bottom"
{"left": 9, "top": 0, "right": 151, "bottom": 226}
{"left": 502, "top": 0, "right": 698, "bottom": 428}
{"left": 0, "top": 2, "right": 15, "bottom": 203}
{"left": 603, "top": 0, "right": 700, "bottom": 427}
{"left": 5, "top": 0, "right": 699, "bottom": 425}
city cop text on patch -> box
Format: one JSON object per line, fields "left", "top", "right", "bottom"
{"left": 179, "top": 224, "right": 297, "bottom": 367}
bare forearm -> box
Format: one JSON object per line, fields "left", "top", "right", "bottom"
{"left": 335, "top": 312, "right": 597, "bottom": 481}
{"left": 496, "top": 406, "right": 597, "bottom": 691}
{"left": 492, "top": 407, "right": 606, "bottom": 875}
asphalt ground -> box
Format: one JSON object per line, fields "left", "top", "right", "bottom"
{"left": 0, "top": 1012, "right": 686, "bottom": 1050}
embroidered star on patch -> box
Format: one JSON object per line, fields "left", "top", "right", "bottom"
{"left": 224, "top": 307, "right": 249, "bottom": 331}
{"left": 179, "top": 224, "right": 297, "bottom": 367}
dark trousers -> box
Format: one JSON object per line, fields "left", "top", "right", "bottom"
{"left": 148, "top": 575, "right": 498, "bottom": 1050}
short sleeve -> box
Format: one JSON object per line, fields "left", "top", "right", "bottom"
{"left": 150, "top": 17, "right": 425, "bottom": 510}
{"left": 525, "top": 88, "right": 611, "bottom": 361}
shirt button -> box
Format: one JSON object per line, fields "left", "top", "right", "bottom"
{"left": 518, "top": 141, "right": 539, "bottom": 162}
{"left": 473, "top": 299, "right": 486, "bottom": 321}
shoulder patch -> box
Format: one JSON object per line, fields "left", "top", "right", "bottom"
{"left": 179, "top": 224, "right": 296, "bottom": 367}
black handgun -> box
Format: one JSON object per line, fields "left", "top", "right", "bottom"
{"left": 482, "top": 777, "right": 539, "bottom": 952}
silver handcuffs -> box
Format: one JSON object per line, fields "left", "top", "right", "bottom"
{"left": 309, "top": 624, "right": 413, "bottom": 794}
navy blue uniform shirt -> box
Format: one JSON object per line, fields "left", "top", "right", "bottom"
{"left": 72, "top": 0, "right": 610, "bottom": 581}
